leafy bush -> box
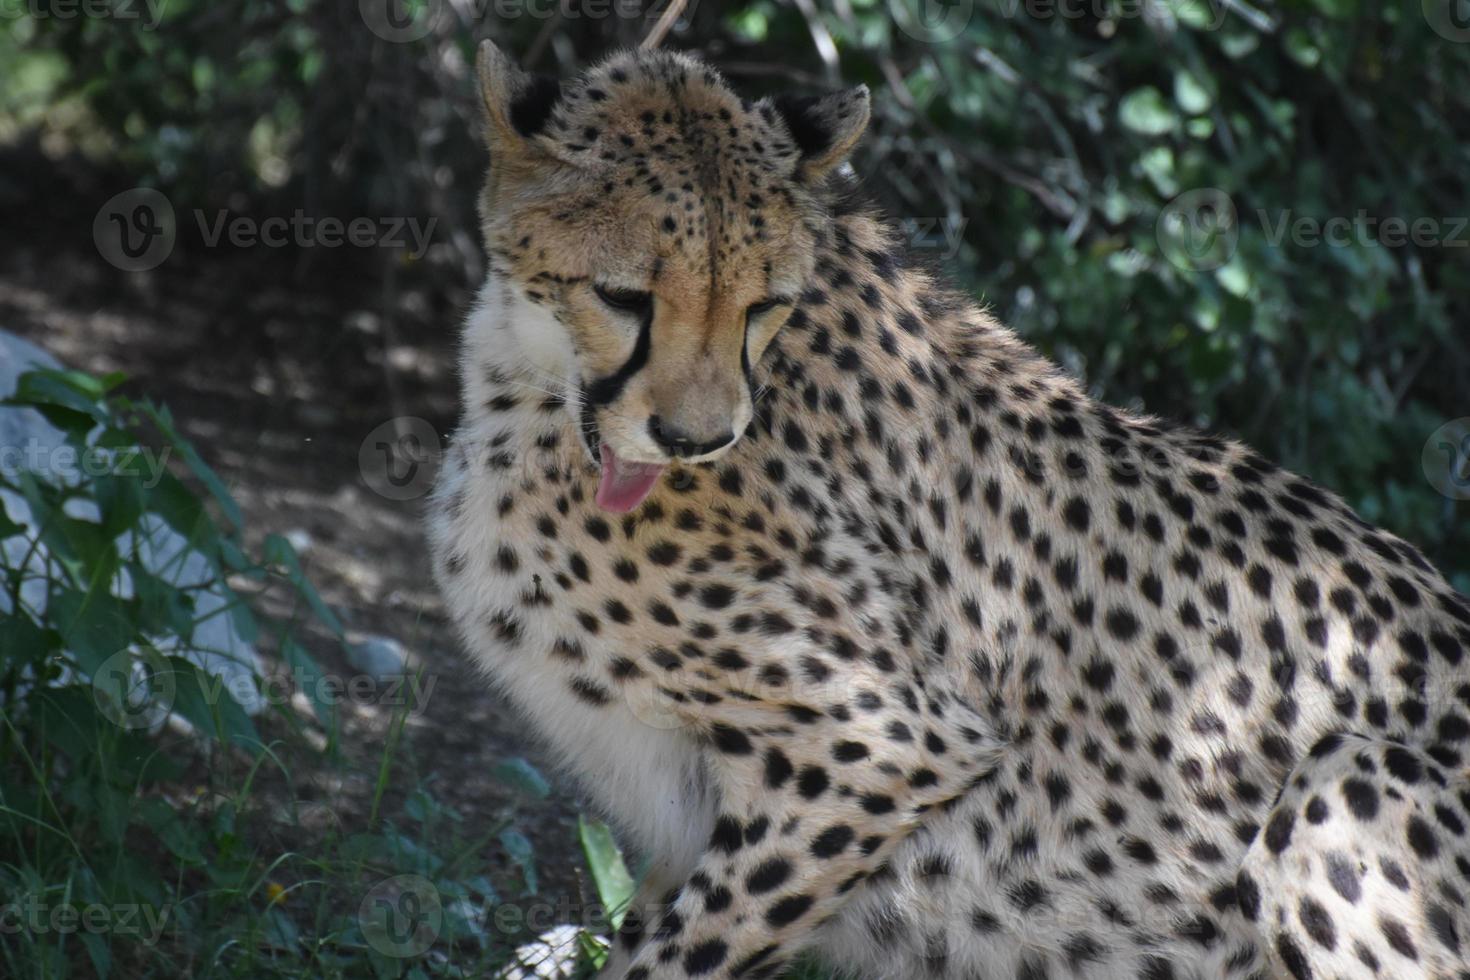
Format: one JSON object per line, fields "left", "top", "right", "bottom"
{"left": 0, "top": 370, "right": 557, "bottom": 978}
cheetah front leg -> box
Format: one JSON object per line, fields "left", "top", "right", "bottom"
{"left": 1237, "top": 733, "right": 1470, "bottom": 978}
{"left": 598, "top": 854, "right": 700, "bottom": 979}
{"left": 598, "top": 695, "right": 1003, "bottom": 980}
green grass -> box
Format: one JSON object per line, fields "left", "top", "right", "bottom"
{"left": 0, "top": 617, "right": 533, "bottom": 976}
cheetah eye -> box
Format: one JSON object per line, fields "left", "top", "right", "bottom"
{"left": 594, "top": 284, "right": 653, "bottom": 318}
{"left": 746, "top": 298, "right": 788, "bottom": 321}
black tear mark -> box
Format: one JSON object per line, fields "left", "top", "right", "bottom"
{"left": 584, "top": 310, "right": 654, "bottom": 408}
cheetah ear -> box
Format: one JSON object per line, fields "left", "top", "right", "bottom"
{"left": 769, "top": 86, "right": 871, "bottom": 181}
{"left": 475, "top": 39, "right": 564, "bottom": 154}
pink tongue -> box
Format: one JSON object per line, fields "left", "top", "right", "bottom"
{"left": 596, "top": 444, "right": 667, "bottom": 514}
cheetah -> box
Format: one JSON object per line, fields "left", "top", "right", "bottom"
{"left": 428, "top": 42, "right": 1470, "bottom": 980}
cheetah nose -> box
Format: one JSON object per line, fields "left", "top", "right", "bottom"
{"left": 648, "top": 415, "right": 735, "bottom": 459}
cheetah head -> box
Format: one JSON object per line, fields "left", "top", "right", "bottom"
{"left": 473, "top": 41, "right": 868, "bottom": 513}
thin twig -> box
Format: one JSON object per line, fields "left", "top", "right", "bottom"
{"left": 876, "top": 56, "right": 915, "bottom": 113}
{"left": 641, "top": 0, "right": 688, "bottom": 50}
{"left": 719, "top": 61, "right": 831, "bottom": 89}
{"left": 917, "top": 116, "right": 1078, "bottom": 220}
{"left": 524, "top": 9, "right": 564, "bottom": 68}
{"left": 790, "top": 0, "right": 841, "bottom": 84}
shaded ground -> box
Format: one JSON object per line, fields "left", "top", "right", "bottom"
{"left": 0, "top": 153, "right": 598, "bottom": 923}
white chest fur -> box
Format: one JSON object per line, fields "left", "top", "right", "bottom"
{"left": 428, "top": 274, "right": 718, "bottom": 879}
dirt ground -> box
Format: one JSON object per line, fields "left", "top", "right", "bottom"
{"left": 0, "top": 156, "right": 597, "bottom": 916}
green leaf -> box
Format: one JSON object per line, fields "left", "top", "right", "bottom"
{"left": 142, "top": 471, "right": 211, "bottom": 549}
{"left": 1119, "top": 87, "right": 1177, "bottom": 136}
{"left": 12, "top": 470, "right": 90, "bottom": 570}
{"left": 1173, "top": 70, "right": 1211, "bottom": 115}
{"left": 1186, "top": 116, "right": 1215, "bottom": 140}
{"left": 263, "top": 534, "right": 345, "bottom": 638}
{"left": 80, "top": 930, "right": 113, "bottom": 979}
{"left": 94, "top": 777, "right": 133, "bottom": 843}
{"left": 228, "top": 601, "right": 260, "bottom": 645}
{"left": 220, "top": 536, "right": 264, "bottom": 578}
{"left": 491, "top": 758, "right": 551, "bottom": 800}
{"left": 0, "top": 611, "right": 54, "bottom": 672}
{"left": 1173, "top": 0, "right": 1226, "bottom": 29}
{"left": 165, "top": 656, "right": 262, "bottom": 754}
{"left": 5, "top": 369, "right": 109, "bottom": 431}
{"left": 130, "top": 400, "right": 243, "bottom": 530}
{"left": 52, "top": 589, "right": 137, "bottom": 676}
{"left": 1284, "top": 28, "right": 1321, "bottom": 68}
{"left": 0, "top": 503, "right": 25, "bottom": 540}
{"left": 1137, "top": 146, "right": 1178, "bottom": 197}
{"left": 130, "top": 560, "right": 199, "bottom": 639}
{"left": 262, "top": 907, "right": 301, "bottom": 951}
{"left": 1220, "top": 32, "right": 1260, "bottom": 58}
{"left": 112, "top": 729, "right": 184, "bottom": 785}
{"left": 21, "top": 368, "right": 126, "bottom": 402}
{"left": 31, "top": 687, "right": 112, "bottom": 762}
{"left": 72, "top": 878, "right": 118, "bottom": 980}
{"left": 577, "top": 930, "right": 610, "bottom": 971}
{"left": 281, "top": 637, "right": 333, "bottom": 724}
{"left": 499, "top": 828, "right": 538, "bottom": 894}
{"left": 149, "top": 803, "right": 207, "bottom": 864}
{"left": 578, "top": 816, "right": 634, "bottom": 928}
{"left": 726, "top": 7, "right": 769, "bottom": 42}
{"left": 1215, "top": 258, "right": 1253, "bottom": 298}
{"left": 95, "top": 470, "right": 147, "bottom": 537}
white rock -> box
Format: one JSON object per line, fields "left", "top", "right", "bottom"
{"left": 1, "top": 333, "right": 68, "bottom": 620}
{"left": 346, "top": 634, "right": 407, "bottom": 680}
{"left": 501, "top": 924, "right": 588, "bottom": 980}
{"left": 0, "top": 330, "right": 265, "bottom": 715}
{"left": 284, "top": 527, "right": 314, "bottom": 555}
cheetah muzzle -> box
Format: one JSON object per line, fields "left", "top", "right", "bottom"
{"left": 428, "top": 41, "right": 1470, "bottom": 980}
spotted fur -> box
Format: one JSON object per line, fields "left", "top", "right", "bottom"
{"left": 428, "top": 43, "right": 1470, "bottom": 980}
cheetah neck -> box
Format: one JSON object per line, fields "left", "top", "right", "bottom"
{"left": 733, "top": 199, "right": 1101, "bottom": 700}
